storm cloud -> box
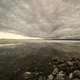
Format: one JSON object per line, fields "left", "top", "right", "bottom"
{"left": 0, "top": 0, "right": 80, "bottom": 39}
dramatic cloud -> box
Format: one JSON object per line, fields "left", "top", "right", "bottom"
{"left": 0, "top": 0, "right": 80, "bottom": 39}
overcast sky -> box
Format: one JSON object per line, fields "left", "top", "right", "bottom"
{"left": 0, "top": 0, "right": 80, "bottom": 39}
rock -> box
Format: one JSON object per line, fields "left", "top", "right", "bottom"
{"left": 52, "top": 67, "right": 59, "bottom": 76}
{"left": 47, "top": 74, "right": 54, "bottom": 80}
{"left": 56, "top": 71, "right": 66, "bottom": 80}
{"left": 69, "top": 73, "right": 73, "bottom": 79}
{"left": 73, "top": 70, "right": 80, "bottom": 78}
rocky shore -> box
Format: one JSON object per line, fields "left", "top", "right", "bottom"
{"left": 12, "top": 57, "right": 80, "bottom": 80}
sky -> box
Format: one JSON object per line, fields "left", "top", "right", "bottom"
{"left": 0, "top": 31, "right": 42, "bottom": 39}
{"left": 0, "top": 0, "right": 80, "bottom": 39}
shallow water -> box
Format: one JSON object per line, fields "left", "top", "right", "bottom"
{"left": 0, "top": 40, "right": 80, "bottom": 80}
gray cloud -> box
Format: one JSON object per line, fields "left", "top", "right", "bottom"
{"left": 0, "top": 0, "right": 80, "bottom": 39}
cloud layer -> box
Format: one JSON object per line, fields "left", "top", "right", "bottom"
{"left": 0, "top": 0, "right": 80, "bottom": 39}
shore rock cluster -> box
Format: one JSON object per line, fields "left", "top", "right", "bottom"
{"left": 13, "top": 57, "right": 80, "bottom": 80}
{"left": 47, "top": 57, "right": 80, "bottom": 80}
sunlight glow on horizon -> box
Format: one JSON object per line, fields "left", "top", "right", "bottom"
{"left": 0, "top": 31, "right": 43, "bottom": 39}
